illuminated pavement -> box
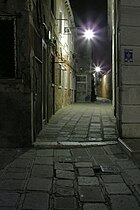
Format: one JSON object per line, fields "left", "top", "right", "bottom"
{"left": 36, "top": 98, "right": 118, "bottom": 147}
{"left": 0, "top": 99, "right": 140, "bottom": 209}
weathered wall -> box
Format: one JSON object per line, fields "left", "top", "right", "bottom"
{"left": 53, "top": 0, "right": 76, "bottom": 109}
{"left": 118, "top": 0, "right": 140, "bottom": 138}
{"left": 0, "top": 1, "right": 32, "bottom": 147}
{"left": 0, "top": 81, "right": 31, "bottom": 147}
{"left": 0, "top": 0, "right": 76, "bottom": 147}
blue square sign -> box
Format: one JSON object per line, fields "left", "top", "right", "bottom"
{"left": 124, "top": 49, "right": 133, "bottom": 62}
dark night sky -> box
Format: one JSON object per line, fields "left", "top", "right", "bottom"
{"left": 69, "top": 0, "right": 111, "bottom": 71}
{"left": 69, "top": 0, "right": 107, "bottom": 27}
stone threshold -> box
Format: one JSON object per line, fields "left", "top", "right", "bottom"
{"left": 34, "top": 141, "right": 118, "bottom": 149}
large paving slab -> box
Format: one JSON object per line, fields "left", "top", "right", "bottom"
{"left": 54, "top": 197, "right": 77, "bottom": 209}
{"left": 110, "top": 195, "right": 140, "bottom": 210}
{"left": 26, "top": 177, "right": 52, "bottom": 192}
{"left": 83, "top": 203, "right": 108, "bottom": 210}
{"left": 0, "top": 192, "right": 19, "bottom": 207}
{"left": 105, "top": 183, "right": 132, "bottom": 194}
{"left": 78, "top": 176, "right": 99, "bottom": 186}
{"left": 79, "top": 186, "right": 105, "bottom": 202}
{"left": 22, "top": 192, "right": 49, "bottom": 210}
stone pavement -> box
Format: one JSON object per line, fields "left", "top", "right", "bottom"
{"left": 0, "top": 99, "right": 140, "bottom": 210}
{"left": 36, "top": 99, "right": 118, "bottom": 146}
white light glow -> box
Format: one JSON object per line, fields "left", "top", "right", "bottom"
{"left": 84, "top": 29, "right": 94, "bottom": 40}
{"left": 95, "top": 66, "right": 101, "bottom": 72}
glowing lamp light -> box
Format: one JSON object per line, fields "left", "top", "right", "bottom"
{"left": 84, "top": 29, "right": 94, "bottom": 40}
{"left": 95, "top": 66, "right": 101, "bottom": 72}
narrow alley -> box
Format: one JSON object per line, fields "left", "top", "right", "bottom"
{"left": 0, "top": 0, "right": 140, "bottom": 209}
{"left": 0, "top": 100, "right": 140, "bottom": 210}
{"left": 36, "top": 98, "right": 117, "bottom": 147}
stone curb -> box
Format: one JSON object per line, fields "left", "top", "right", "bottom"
{"left": 34, "top": 141, "right": 118, "bottom": 149}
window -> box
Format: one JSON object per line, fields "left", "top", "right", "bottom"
{"left": 0, "top": 17, "right": 16, "bottom": 78}
{"left": 64, "top": 68, "right": 67, "bottom": 89}
{"left": 76, "top": 75, "right": 87, "bottom": 82}
{"left": 58, "top": 64, "right": 62, "bottom": 86}
{"left": 51, "top": 55, "right": 55, "bottom": 84}
{"left": 70, "top": 71, "right": 73, "bottom": 90}
{"left": 59, "top": 11, "right": 62, "bottom": 34}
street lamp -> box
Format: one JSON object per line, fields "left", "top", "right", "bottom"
{"left": 84, "top": 29, "right": 95, "bottom": 40}
{"left": 93, "top": 66, "right": 101, "bottom": 101}
{"left": 83, "top": 28, "right": 97, "bottom": 102}
{"left": 95, "top": 66, "right": 101, "bottom": 73}
{"left": 83, "top": 28, "right": 95, "bottom": 72}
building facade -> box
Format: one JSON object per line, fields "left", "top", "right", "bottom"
{"left": 53, "top": 0, "right": 76, "bottom": 110}
{"left": 75, "top": 36, "right": 93, "bottom": 102}
{"left": 110, "top": 0, "right": 140, "bottom": 139}
{"left": 97, "top": 70, "right": 112, "bottom": 100}
{"left": 0, "top": 0, "right": 76, "bottom": 147}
